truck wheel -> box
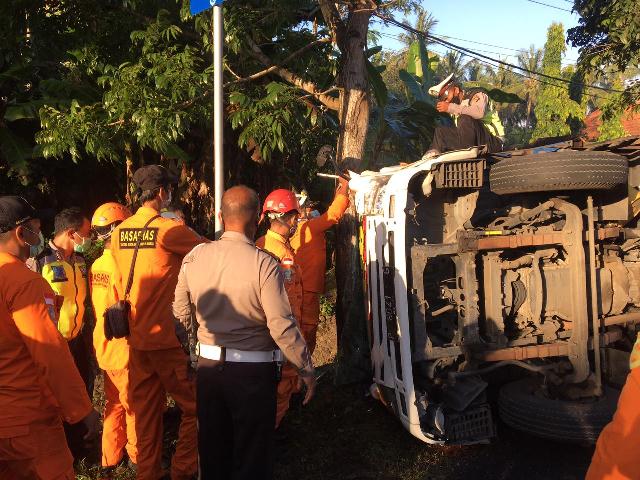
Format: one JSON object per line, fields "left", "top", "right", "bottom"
{"left": 498, "top": 377, "right": 619, "bottom": 444}
{"left": 489, "top": 151, "right": 628, "bottom": 195}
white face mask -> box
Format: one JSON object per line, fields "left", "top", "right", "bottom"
{"left": 164, "top": 190, "right": 173, "bottom": 209}
{"left": 23, "top": 227, "right": 45, "bottom": 258}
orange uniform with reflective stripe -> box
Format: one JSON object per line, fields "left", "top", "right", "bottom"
{"left": 290, "top": 192, "right": 349, "bottom": 354}
{"left": 111, "top": 206, "right": 203, "bottom": 350}
{"left": 256, "top": 229, "right": 304, "bottom": 428}
{"left": 91, "top": 249, "right": 129, "bottom": 370}
{"left": 90, "top": 248, "right": 136, "bottom": 467}
{"left": 111, "top": 206, "right": 202, "bottom": 479}
{"left": 256, "top": 229, "right": 303, "bottom": 320}
{"left": 0, "top": 252, "right": 92, "bottom": 479}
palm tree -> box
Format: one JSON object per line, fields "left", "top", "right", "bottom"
{"left": 398, "top": 7, "right": 438, "bottom": 47}
{"left": 437, "top": 51, "right": 467, "bottom": 81}
{"left": 517, "top": 45, "right": 543, "bottom": 127}
{"left": 466, "top": 59, "right": 483, "bottom": 82}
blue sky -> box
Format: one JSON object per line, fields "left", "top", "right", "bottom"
{"left": 375, "top": 0, "right": 582, "bottom": 66}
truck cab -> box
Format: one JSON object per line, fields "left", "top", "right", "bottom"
{"left": 353, "top": 138, "right": 640, "bottom": 445}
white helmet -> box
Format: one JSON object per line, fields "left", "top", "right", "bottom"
{"left": 428, "top": 73, "right": 455, "bottom": 97}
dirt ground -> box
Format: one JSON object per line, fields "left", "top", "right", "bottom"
{"left": 275, "top": 314, "right": 595, "bottom": 480}
{"left": 77, "top": 313, "right": 596, "bottom": 479}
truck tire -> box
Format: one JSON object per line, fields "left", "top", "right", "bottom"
{"left": 498, "top": 377, "right": 619, "bottom": 444}
{"left": 489, "top": 151, "right": 628, "bottom": 195}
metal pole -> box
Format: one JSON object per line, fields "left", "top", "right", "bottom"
{"left": 587, "top": 195, "right": 602, "bottom": 396}
{"left": 213, "top": 5, "right": 224, "bottom": 237}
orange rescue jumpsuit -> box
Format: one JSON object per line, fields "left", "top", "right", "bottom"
{"left": 290, "top": 191, "right": 349, "bottom": 353}
{"left": 586, "top": 335, "right": 640, "bottom": 480}
{"left": 111, "top": 207, "right": 203, "bottom": 480}
{"left": 256, "top": 229, "right": 304, "bottom": 428}
{"left": 0, "top": 252, "right": 93, "bottom": 480}
{"left": 90, "top": 248, "right": 137, "bottom": 467}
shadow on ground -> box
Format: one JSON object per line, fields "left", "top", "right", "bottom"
{"left": 275, "top": 364, "right": 595, "bottom": 480}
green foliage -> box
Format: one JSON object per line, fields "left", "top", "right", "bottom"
{"left": 320, "top": 294, "right": 336, "bottom": 319}
{"left": 229, "top": 82, "right": 330, "bottom": 162}
{"left": 597, "top": 78, "right": 628, "bottom": 141}
{"left": 568, "top": 0, "right": 640, "bottom": 111}
{"left": 531, "top": 23, "right": 583, "bottom": 141}
{"left": 366, "top": 39, "right": 442, "bottom": 166}
{"left": 37, "top": 9, "right": 209, "bottom": 163}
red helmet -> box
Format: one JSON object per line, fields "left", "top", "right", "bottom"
{"left": 262, "top": 189, "right": 300, "bottom": 215}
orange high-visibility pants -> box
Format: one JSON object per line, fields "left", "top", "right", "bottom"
{"left": 586, "top": 367, "right": 640, "bottom": 480}
{"left": 300, "top": 291, "right": 321, "bottom": 355}
{"left": 102, "top": 368, "right": 137, "bottom": 467}
{"left": 275, "top": 363, "right": 298, "bottom": 429}
{"left": 128, "top": 347, "right": 197, "bottom": 480}
{"left": 0, "top": 415, "right": 74, "bottom": 480}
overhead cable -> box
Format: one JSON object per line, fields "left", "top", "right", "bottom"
{"left": 375, "top": 13, "right": 624, "bottom": 94}
{"left": 524, "top": 0, "right": 573, "bottom": 12}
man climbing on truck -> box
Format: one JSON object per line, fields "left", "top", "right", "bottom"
{"left": 424, "top": 73, "right": 504, "bottom": 157}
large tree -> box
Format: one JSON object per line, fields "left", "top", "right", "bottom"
{"left": 568, "top": 0, "right": 640, "bottom": 105}
{"left": 32, "top": 0, "right": 421, "bottom": 381}
{"left": 531, "top": 23, "right": 582, "bottom": 141}
{"left": 517, "top": 45, "right": 543, "bottom": 128}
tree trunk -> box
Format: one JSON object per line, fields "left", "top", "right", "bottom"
{"left": 334, "top": 7, "right": 372, "bottom": 384}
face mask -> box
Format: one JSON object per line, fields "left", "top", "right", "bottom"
{"left": 73, "top": 233, "right": 92, "bottom": 253}
{"left": 164, "top": 190, "right": 173, "bottom": 209}
{"left": 23, "top": 227, "right": 45, "bottom": 258}
{"left": 309, "top": 210, "right": 320, "bottom": 218}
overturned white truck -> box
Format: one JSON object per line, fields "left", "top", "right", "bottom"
{"left": 351, "top": 137, "right": 640, "bottom": 445}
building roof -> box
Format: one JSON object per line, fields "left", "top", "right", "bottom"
{"left": 583, "top": 107, "right": 640, "bottom": 141}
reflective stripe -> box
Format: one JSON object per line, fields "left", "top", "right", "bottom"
{"left": 482, "top": 100, "right": 505, "bottom": 140}
{"left": 40, "top": 258, "right": 87, "bottom": 340}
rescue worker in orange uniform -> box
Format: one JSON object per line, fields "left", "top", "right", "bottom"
{"left": 0, "top": 195, "right": 99, "bottom": 480}
{"left": 290, "top": 178, "right": 350, "bottom": 354}
{"left": 586, "top": 334, "right": 640, "bottom": 480}
{"left": 90, "top": 202, "right": 137, "bottom": 473}
{"left": 111, "top": 165, "right": 204, "bottom": 480}
{"left": 256, "top": 189, "right": 305, "bottom": 428}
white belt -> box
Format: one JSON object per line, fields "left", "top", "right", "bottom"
{"left": 199, "top": 344, "right": 284, "bottom": 363}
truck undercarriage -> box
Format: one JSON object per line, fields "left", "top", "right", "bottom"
{"left": 358, "top": 136, "right": 640, "bottom": 445}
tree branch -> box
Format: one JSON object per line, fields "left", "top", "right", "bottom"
{"left": 225, "top": 38, "right": 332, "bottom": 87}
{"left": 245, "top": 37, "right": 340, "bottom": 111}
{"left": 317, "top": 0, "right": 347, "bottom": 49}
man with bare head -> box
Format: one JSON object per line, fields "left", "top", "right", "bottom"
{"left": 173, "top": 185, "right": 316, "bottom": 480}
{"left": 220, "top": 185, "right": 261, "bottom": 236}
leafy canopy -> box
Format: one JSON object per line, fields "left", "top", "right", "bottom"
{"left": 531, "top": 23, "right": 583, "bottom": 141}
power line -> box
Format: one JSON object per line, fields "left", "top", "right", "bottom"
{"left": 436, "top": 33, "right": 578, "bottom": 63}
{"left": 373, "top": 16, "right": 581, "bottom": 61}
{"left": 524, "top": 0, "right": 572, "bottom": 12}
{"left": 378, "top": 32, "right": 576, "bottom": 66}
{"left": 374, "top": 22, "right": 579, "bottom": 62}
{"left": 428, "top": 44, "right": 611, "bottom": 102}
{"left": 375, "top": 13, "right": 624, "bottom": 94}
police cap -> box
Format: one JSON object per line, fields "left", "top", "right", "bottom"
{"left": 132, "top": 165, "right": 178, "bottom": 191}
{"left": 0, "top": 196, "right": 39, "bottom": 233}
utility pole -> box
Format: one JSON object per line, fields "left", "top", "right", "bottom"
{"left": 212, "top": 3, "right": 224, "bottom": 237}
